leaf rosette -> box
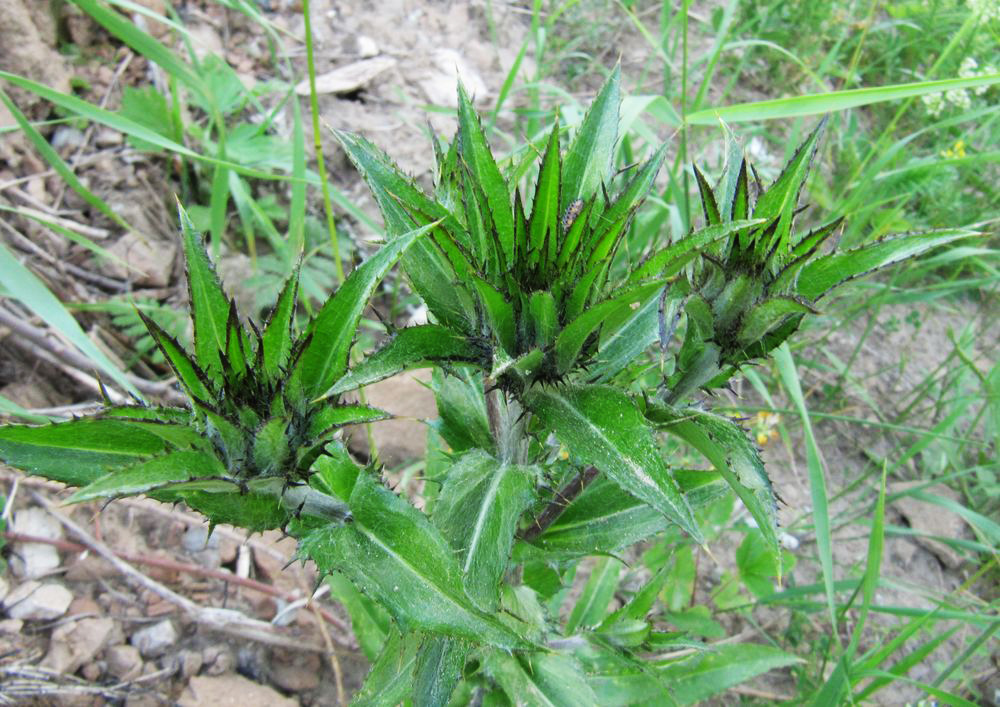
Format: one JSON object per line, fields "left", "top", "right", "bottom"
{"left": 0, "top": 208, "right": 429, "bottom": 530}
{"left": 333, "top": 68, "right": 701, "bottom": 397}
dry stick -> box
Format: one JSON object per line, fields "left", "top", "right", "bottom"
{"left": 3, "top": 529, "right": 351, "bottom": 640}
{"left": 53, "top": 52, "right": 133, "bottom": 212}
{"left": 0, "top": 216, "right": 126, "bottom": 291}
{"left": 0, "top": 305, "right": 185, "bottom": 403}
{"left": 31, "top": 492, "right": 336, "bottom": 653}
{"left": 521, "top": 466, "right": 600, "bottom": 543}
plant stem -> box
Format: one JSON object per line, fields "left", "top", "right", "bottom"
{"left": 485, "top": 384, "right": 526, "bottom": 464}
{"left": 302, "top": 0, "right": 345, "bottom": 285}
{"left": 521, "top": 466, "right": 599, "bottom": 543}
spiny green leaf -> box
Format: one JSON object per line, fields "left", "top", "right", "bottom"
{"left": 178, "top": 489, "right": 286, "bottom": 533}
{"left": 527, "top": 290, "right": 559, "bottom": 349}
{"left": 473, "top": 276, "right": 518, "bottom": 355}
{"left": 69, "top": 449, "right": 226, "bottom": 503}
{"left": 326, "top": 325, "right": 477, "bottom": 397}
{"left": 751, "top": 117, "right": 828, "bottom": 256}
{"left": 299, "top": 472, "right": 527, "bottom": 649}
{"left": 413, "top": 636, "right": 467, "bottom": 707}
{"left": 307, "top": 404, "right": 390, "bottom": 438}
{"left": 515, "top": 472, "right": 727, "bottom": 561}
{"left": 431, "top": 450, "right": 536, "bottom": 611}
{"left": 736, "top": 296, "right": 818, "bottom": 346}
{"left": 251, "top": 418, "right": 289, "bottom": 476}
{"left": 485, "top": 651, "right": 599, "bottom": 707}
{"left": 295, "top": 223, "right": 431, "bottom": 399}
{"left": 562, "top": 66, "right": 621, "bottom": 211}
{"left": 555, "top": 280, "right": 666, "bottom": 374}
{"left": 588, "top": 287, "right": 671, "bottom": 383}
{"left": 137, "top": 310, "right": 213, "bottom": 403}
{"left": 178, "top": 204, "right": 231, "bottom": 380}
{"left": 333, "top": 130, "right": 474, "bottom": 331}
{"left": 650, "top": 404, "right": 780, "bottom": 579}
{"left": 261, "top": 268, "right": 299, "bottom": 380}
{"left": 629, "top": 220, "right": 766, "bottom": 284}
{"left": 528, "top": 123, "right": 562, "bottom": 260}
{"left": 586, "top": 145, "right": 667, "bottom": 258}
{"left": 223, "top": 301, "right": 248, "bottom": 379}
{"left": 0, "top": 418, "right": 173, "bottom": 487}
{"left": 693, "top": 165, "right": 721, "bottom": 226}
{"left": 431, "top": 368, "right": 494, "bottom": 455}
{"left": 457, "top": 83, "right": 515, "bottom": 265}
{"left": 524, "top": 385, "right": 701, "bottom": 542}
{"left": 795, "top": 229, "right": 978, "bottom": 300}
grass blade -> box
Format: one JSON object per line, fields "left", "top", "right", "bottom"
{"left": 686, "top": 74, "right": 1000, "bottom": 124}
{"left": 0, "top": 244, "right": 139, "bottom": 398}
{"left": 773, "top": 343, "right": 837, "bottom": 638}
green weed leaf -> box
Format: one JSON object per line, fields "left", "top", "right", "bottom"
{"left": 0, "top": 419, "right": 172, "bottom": 487}
{"left": 525, "top": 384, "right": 701, "bottom": 542}
{"left": 649, "top": 404, "right": 780, "bottom": 579}
{"left": 294, "top": 223, "right": 431, "bottom": 399}
{"left": 795, "top": 229, "right": 978, "bottom": 300}
{"left": 485, "top": 650, "right": 598, "bottom": 707}
{"left": 178, "top": 205, "right": 231, "bottom": 380}
{"left": 660, "top": 643, "right": 801, "bottom": 704}
{"left": 68, "top": 449, "right": 226, "bottom": 503}
{"left": 413, "top": 636, "right": 467, "bottom": 707}
{"left": 562, "top": 66, "right": 621, "bottom": 211}
{"left": 300, "top": 473, "right": 527, "bottom": 649}
{"left": 432, "top": 450, "right": 536, "bottom": 611}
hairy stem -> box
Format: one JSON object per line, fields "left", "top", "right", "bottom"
{"left": 485, "top": 384, "right": 526, "bottom": 464}
{"left": 521, "top": 466, "right": 599, "bottom": 543}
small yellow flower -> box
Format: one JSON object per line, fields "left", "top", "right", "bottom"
{"left": 752, "top": 411, "right": 781, "bottom": 446}
{"left": 559, "top": 448, "right": 569, "bottom": 460}
{"left": 942, "top": 139, "right": 966, "bottom": 159}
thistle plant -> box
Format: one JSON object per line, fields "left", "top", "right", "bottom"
{"left": 0, "top": 69, "right": 977, "bottom": 705}
{"left": 0, "top": 209, "right": 429, "bottom": 531}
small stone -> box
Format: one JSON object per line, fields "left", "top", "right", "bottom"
{"left": 0, "top": 576, "right": 7, "bottom": 603}
{"left": 66, "top": 596, "right": 102, "bottom": 617}
{"left": 130, "top": 619, "right": 178, "bottom": 657}
{"left": 94, "top": 128, "right": 123, "bottom": 147}
{"left": 270, "top": 652, "right": 321, "bottom": 692}
{"left": 104, "top": 232, "right": 177, "bottom": 287}
{"left": 179, "top": 674, "right": 298, "bottom": 707}
{"left": 344, "top": 34, "right": 378, "bottom": 58}
{"left": 202, "top": 645, "right": 234, "bottom": 676}
{"left": 10, "top": 507, "right": 63, "bottom": 579}
{"left": 0, "top": 619, "right": 24, "bottom": 634}
{"left": 66, "top": 554, "right": 115, "bottom": 581}
{"left": 42, "top": 616, "right": 115, "bottom": 674}
{"left": 81, "top": 662, "right": 102, "bottom": 681}
{"left": 182, "top": 526, "right": 221, "bottom": 569}
{"left": 4, "top": 581, "right": 73, "bottom": 620}
{"left": 294, "top": 56, "right": 397, "bottom": 95}
{"left": 175, "top": 649, "right": 203, "bottom": 679}
{"left": 51, "top": 126, "right": 86, "bottom": 152}
{"left": 105, "top": 644, "right": 143, "bottom": 681}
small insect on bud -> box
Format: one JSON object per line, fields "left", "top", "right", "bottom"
{"left": 561, "top": 198, "right": 585, "bottom": 232}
